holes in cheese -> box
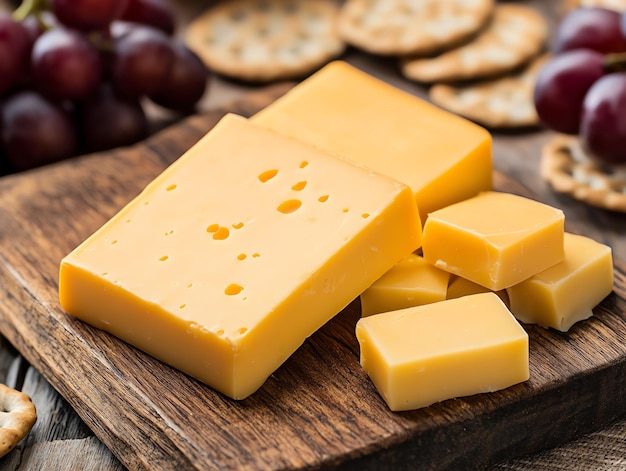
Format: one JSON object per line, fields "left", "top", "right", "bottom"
{"left": 318, "top": 194, "right": 329, "bottom": 202}
{"left": 291, "top": 181, "right": 307, "bottom": 191}
{"left": 225, "top": 283, "right": 244, "bottom": 295}
{"left": 258, "top": 169, "right": 278, "bottom": 182}
{"left": 166, "top": 184, "right": 177, "bottom": 191}
{"left": 206, "top": 224, "right": 230, "bottom": 240}
{"left": 277, "top": 199, "right": 302, "bottom": 214}
{"left": 158, "top": 255, "right": 169, "bottom": 262}
{"left": 58, "top": 113, "right": 421, "bottom": 399}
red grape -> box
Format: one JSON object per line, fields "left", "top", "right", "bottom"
{"left": 111, "top": 24, "right": 175, "bottom": 97}
{"left": 52, "top": 0, "right": 129, "bottom": 32}
{"left": 580, "top": 72, "right": 626, "bottom": 164}
{"left": 79, "top": 84, "right": 148, "bottom": 152}
{"left": 0, "top": 14, "right": 32, "bottom": 95}
{"left": 1, "top": 90, "right": 78, "bottom": 170}
{"left": 534, "top": 49, "right": 606, "bottom": 134}
{"left": 148, "top": 42, "right": 208, "bottom": 112}
{"left": 553, "top": 7, "right": 626, "bottom": 54}
{"left": 120, "top": 0, "right": 175, "bottom": 35}
{"left": 31, "top": 28, "right": 103, "bottom": 100}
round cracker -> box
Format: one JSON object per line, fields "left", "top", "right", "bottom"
{"left": 541, "top": 135, "right": 626, "bottom": 213}
{"left": 337, "top": 0, "right": 494, "bottom": 56}
{"left": 0, "top": 384, "right": 37, "bottom": 457}
{"left": 429, "top": 54, "right": 549, "bottom": 129}
{"left": 185, "top": 0, "right": 345, "bottom": 83}
{"left": 401, "top": 4, "right": 547, "bottom": 83}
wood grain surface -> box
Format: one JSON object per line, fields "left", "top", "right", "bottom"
{"left": 0, "top": 83, "right": 625, "bottom": 471}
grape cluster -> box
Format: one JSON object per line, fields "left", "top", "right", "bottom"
{"left": 0, "top": 0, "right": 209, "bottom": 174}
{"left": 534, "top": 7, "right": 626, "bottom": 165}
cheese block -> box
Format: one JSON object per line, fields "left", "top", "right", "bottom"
{"left": 422, "top": 191, "right": 565, "bottom": 291}
{"left": 506, "top": 232, "right": 614, "bottom": 332}
{"left": 355, "top": 293, "right": 529, "bottom": 412}
{"left": 59, "top": 113, "right": 422, "bottom": 400}
{"left": 447, "top": 276, "right": 509, "bottom": 306}
{"left": 360, "top": 253, "right": 449, "bottom": 316}
{"left": 251, "top": 61, "right": 492, "bottom": 221}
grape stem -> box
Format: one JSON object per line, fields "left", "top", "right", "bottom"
{"left": 13, "top": 0, "right": 50, "bottom": 22}
{"left": 604, "top": 52, "right": 626, "bottom": 72}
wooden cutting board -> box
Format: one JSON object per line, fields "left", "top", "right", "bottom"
{"left": 0, "top": 84, "right": 624, "bottom": 471}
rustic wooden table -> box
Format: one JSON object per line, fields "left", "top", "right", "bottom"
{"left": 0, "top": 0, "right": 625, "bottom": 469}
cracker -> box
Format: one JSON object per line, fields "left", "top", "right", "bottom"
{"left": 400, "top": 4, "right": 547, "bottom": 83}
{"left": 428, "top": 54, "right": 549, "bottom": 129}
{"left": 541, "top": 134, "right": 626, "bottom": 212}
{"left": 337, "top": 0, "right": 495, "bottom": 56}
{"left": 0, "top": 384, "right": 37, "bottom": 457}
{"left": 185, "top": 0, "right": 345, "bottom": 82}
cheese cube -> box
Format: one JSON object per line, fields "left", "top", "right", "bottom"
{"left": 59, "top": 114, "right": 422, "bottom": 400}
{"left": 360, "top": 254, "right": 449, "bottom": 316}
{"left": 506, "top": 232, "right": 614, "bottom": 332}
{"left": 422, "top": 191, "right": 565, "bottom": 291}
{"left": 251, "top": 61, "right": 492, "bottom": 222}
{"left": 447, "top": 276, "right": 509, "bottom": 306}
{"left": 356, "top": 293, "right": 529, "bottom": 411}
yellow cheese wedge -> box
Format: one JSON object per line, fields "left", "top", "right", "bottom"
{"left": 355, "top": 293, "right": 529, "bottom": 411}
{"left": 447, "top": 276, "right": 509, "bottom": 306}
{"left": 251, "top": 61, "right": 492, "bottom": 222}
{"left": 360, "top": 253, "right": 449, "bottom": 316}
{"left": 422, "top": 191, "right": 565, "bottom": 291}
{"left": 506, "top": 232, "right": 614, "bottom": 332}
{"left": 59, "top": 113, "right": 422, "bottom": 400}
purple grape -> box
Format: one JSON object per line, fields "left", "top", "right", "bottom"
{"left": 148, "top": 42, "right": 208, "bottom": 112}
{"left": 0, "top": 14, "right": 32, "bottom": 95}
{"left": 79, "top": 83, "right": 148, "bottom": 152}
{"left": 580, "top": 72, "right": 626, "bottom": 164}
{"left": 1, "top": 90, "right": 78, "bottom": 170}
{"left": 52, "top": 0, "right": 129, "bottom": 31}
{"left": 534, "top": 49, "right": 606, "bottom": 134}
{"left": 111, "top": 24, "right": 174, "bottom": 97}
{"left": 31, "top": 28, "right": 104, "bottom": 101}
{"left": 119, "top": 0, "right": 175, "bottom": 35}
{"left": 554, "top": 7, "right": 626, "bottom": 54}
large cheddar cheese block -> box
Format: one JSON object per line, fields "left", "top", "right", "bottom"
{"left": 251, "top": 61, "right": 493, "bottom": 221}
{"left": 58, "top": 114, "right": 421, "bottom": 399}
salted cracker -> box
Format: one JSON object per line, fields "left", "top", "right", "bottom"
{"left": 185, "top": 0, "right": 345, "bottom": 82}
{"left": 0, "top": 384, "right": 37, "bottom": 457}
{"left": 429, "top": 54, "right": 549, "bottom": 129}
{"left": 337, "top": 0, "right": 494, "bottom": 56}
{"left": 401, "top": 4, "right": 547, "bottom": 83}
{"left": 541, "top": 135, "right": 626, "bottom": 213}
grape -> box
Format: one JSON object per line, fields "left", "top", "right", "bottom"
{"left": 111, "top": 24, "right": 175, "bottom": 97}
{"left": 534, "top": 49, "right": 606, "bottom": 134}
{"left": 51, "top": 0, "right": 129, "bottom": 32}
{"left": 554, "top": 7, "right": 626, "bottom": 55}
{"left": 580, "top": 72, "right": 626, "bottom": 164}
{"left": 148, "top": 42, "right": 208, "bottom": 112}
{"left": 0, "top": 14, "right": 32, "bottom": 95}
{"left": 31, "top": 27, "right": 103, "bottom": 100}
{"left": 120, "top": 0, "right": 175, "bottom": 35}
{"left": 79, "top": 84, "right": 148, "bottom": 152}
{"left": 1, "top": 90, "right": 78, "bottom": 171}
